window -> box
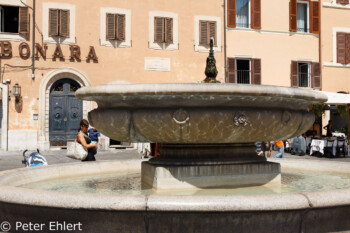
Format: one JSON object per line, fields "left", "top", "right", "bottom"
{"left": 236, "top": 0, "right": 250, "bottom": 28}
{"left": 337, "top": 32, "right": 350, "bottom": 64}
{"left": 298, "top": 63, "right": 311, "bottom": 87}
{"left": 337, "top": 0, "right": 349, "bottom": 4}
{"left": 154, "top": 17, "right": 173, "bottom": 44}
{"left": 199, "top": 21, "right": 216, "bottom": 46}
{"left": 297, "top": 2, "right": 309, "bottom": 33}
{"left": 290, "top": 0, "right": 319, "bottom": 33}
{"left": 149, "top": 11, "right": 178, "bottom": 51}
{"left": 0, "top": 6, "right": 29, "bottom": 38}
{"left": 106, "top": 13, "right": 125, "bottom": 41}
{"left": 49, "top": 8, "right": 70, "bottom": 37}
{"left": 227, "top": 0, "right": 261, "bottom": 29}
{"left": 227, "top": 58, "right": 261, "bottom": 84}
{"left": 291, "top": 61, "right": 320, "bottom": 88}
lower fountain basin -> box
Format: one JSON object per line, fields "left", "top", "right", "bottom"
{"left": 1, "top": 158, "right": 350, "bottom": 233}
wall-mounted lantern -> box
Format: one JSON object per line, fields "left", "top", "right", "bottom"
{"left": 13, "top": 83, "right": 21, "bottom": 103}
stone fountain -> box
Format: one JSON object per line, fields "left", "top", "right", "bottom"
{"left": 77, "top": 39, "right": 324, "bottom": 190}
{"left": 5, "top": 39, "right": 350, "bottom": 233}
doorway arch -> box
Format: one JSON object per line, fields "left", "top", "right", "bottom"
{"left": 38, "top": 68, "right": 92, "bottom": 150}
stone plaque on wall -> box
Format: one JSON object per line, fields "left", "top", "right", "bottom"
{"left": 144, "top": 57, "right": 170, "bottom": 71}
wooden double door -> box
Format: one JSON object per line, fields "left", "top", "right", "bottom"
{"left": 49, "top": 79, "right": 82, "bottom": 146}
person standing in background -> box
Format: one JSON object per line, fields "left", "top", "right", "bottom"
{"left": 274, "top": 140, "right": 284, "bottom": 158}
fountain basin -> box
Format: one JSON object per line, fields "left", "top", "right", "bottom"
{"left": 1, "top": 159, "right": 350, "bottom": 233}
{"left": 75, "top": 83, "right": 327, "bottom": 190}
{"left": 76, "top": 83, "right": 326, "bottom": 143}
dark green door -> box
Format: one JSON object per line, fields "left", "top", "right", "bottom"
{"left": 49, "top": 79, "right": 82, "bottom": 146}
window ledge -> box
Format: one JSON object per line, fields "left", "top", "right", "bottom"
{"left": 43, "top": 36, "right": 76, "bottom": 45}
{"left": 0, "top": 33, "right": 26, "bottom": 41}
{"left": 194, "top": 45, "right": 222, "bottom": 53}
{"left": 149, "top": 42, "right": 179, "bottom": 51}
{"left": 226, "top": 27, "right": 319, "bottom": 37}
{"left": 323, "top": 2, "right": 350, "bottom": 9}
{"left": 100, "top": 40, "right": 131, "bottom": 48}
{"left": 324, "top": 62, "right": 350, "bottom": 68}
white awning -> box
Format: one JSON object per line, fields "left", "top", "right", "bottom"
{"left": 313, "top": 91, "right": 350, "bottom": 105}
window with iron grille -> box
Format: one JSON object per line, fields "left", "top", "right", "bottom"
{"left": 290, "top": 61, "right": 320, "bottom": 89}
{"left": 298, "top": 63, "right": 311, "bottom": 87}
{"left": 227, "top": 58, "right": 261, "bottom": 84}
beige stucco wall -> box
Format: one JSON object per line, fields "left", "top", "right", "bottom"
{"left": 226, "top": 0, "right": 319, "bottom": 86}
{"left": 0, "top": 0, "right": 224, "bottom": 149}
{"left": 321, "top": 0, "right": 350, "bottom": 93}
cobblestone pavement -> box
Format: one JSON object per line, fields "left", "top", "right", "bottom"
{"left": 0, "top": 148, "right": 350, "bottom": 172}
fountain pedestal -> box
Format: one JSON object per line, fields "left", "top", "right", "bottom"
{"left": 141, "top": 143, "right": 281, "bottom": 190}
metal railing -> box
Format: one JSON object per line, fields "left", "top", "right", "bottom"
{"left": 297, "top": 28, "right": 309, "bottom": 33}
{"left": 298, "top": 72, "right": 310, "bottom": 87}
{"left": 237, "top": 70, "right": 251, "bottom": 84}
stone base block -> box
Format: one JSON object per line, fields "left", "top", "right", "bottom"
{"left": 141, "top": 161, "right": 281, "bottom": 190}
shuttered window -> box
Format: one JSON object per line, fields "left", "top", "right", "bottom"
{"left": 19, "top": 7, "right": 30, "bottom": 40}
{"left": 199, "top": 21, "right": 217, "bottom": 46}
{"left": 227, "top": 58, "right": 261, "bottom": 84}
{"left": 337, "top": 32, "right": 350, "bottom": 64}
{"left": 154, "top": 17, "right": 173, "bottom": 44}
{"left": 49, "top": 9, "right": 70, "bottom": 37}
{"left": 227, "top": 0, "right": 261, "bottom": 29}
{"left": 106, "top": 13, "right": 125, "bottom": 41}
{"left": 290, "top": 0, "right": 320, "bottom": 33}
{"left": 291, "top": 61, "right": 321, "bottom": 89}
{"left": 337, "top": 0, "right": 350, "bottom": 4}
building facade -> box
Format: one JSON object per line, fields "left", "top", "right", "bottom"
{"left": 1, "top": 0, "right": 349, "bottom": 150}
{"left": 0, "top": 0, "right": 224, "bottom": 150}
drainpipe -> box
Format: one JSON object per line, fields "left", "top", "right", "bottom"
{"left": 31, "top": 0, "right": 35, "bottom": 80}
{"left": 223, "top": 0, "right": 227, "bottom": 83}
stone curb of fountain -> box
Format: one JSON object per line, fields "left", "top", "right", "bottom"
{"left": 1, "top": 158, "right": 350, "bottom": 212}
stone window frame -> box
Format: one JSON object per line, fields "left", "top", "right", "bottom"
{"left": 100, "top": 7, "right": 131, "bottom": 48}
{"left": 149, "top": 11, "right": 179, "bottom": 51}
{"left": 42, "top": 2, "right": 76, "bottom": 44}
{"left": 0, "top": 0, "right": 27, "bottom": 41}
{"left": 194, "top": 15, "right": 221, "bottom": 53}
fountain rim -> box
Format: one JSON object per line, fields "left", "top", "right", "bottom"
{"left": 75, "top": 83, "right": 327, "bottom": 102}
{"left": 0, "top": 158, "right": 349, "bottom": 212}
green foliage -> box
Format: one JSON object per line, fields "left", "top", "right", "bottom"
{"left": 337, "top": 105, "right": 347, "bottom": 118}
{"left": 311, "top": 104, "right": 325, "bottom": 118}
